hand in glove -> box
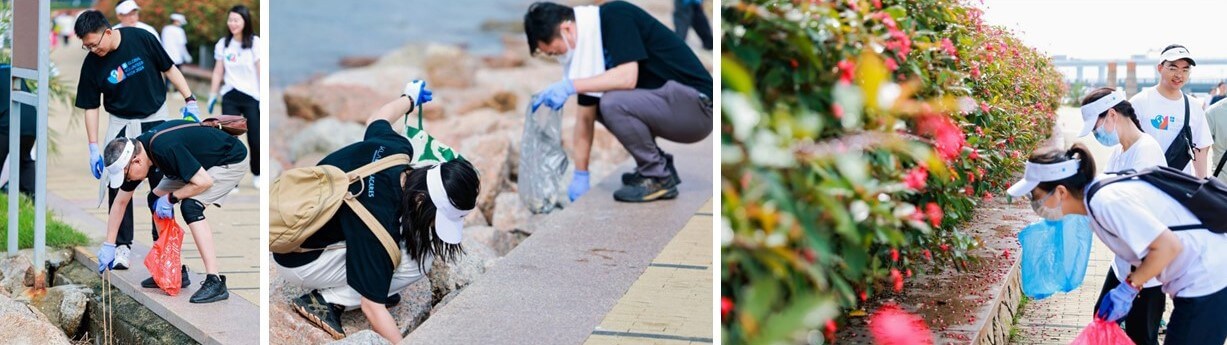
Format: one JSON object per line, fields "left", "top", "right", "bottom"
{"left": 1095, "top": 282, "right": 1139, "bottom": 322}
{"left": 181, "top": 96, "right": 201, "bottom": 122}
{"left": 96, "top": 242, "right": 116, "bottom": 273}
{"left": 89, "top": 143, "right": 104, "bottom": 179}
{"left": 531, "top": 79, "right": 575, "bottom": 112}
{"left": 154, "top": 194, "right": 175, "bottom": 219}
{"left": 206, "top": 93, "right": 218, "bottom": 114}
{"left": 568, "top": 170, "right": 590, "bottom": 201}
{"left": 402, "top": 80, "right": 434, "bottom": 107}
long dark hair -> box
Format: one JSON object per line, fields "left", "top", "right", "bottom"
{"left": 224, "top": 5, "right": 254, "bottom": 50}
{"left": 1081, "top": 88, "right": 1143, "bottom": 131}
{"left": 400, "top": 158, "right": 480, "bottom": 272}
{"left": 1029, "top": 143, "right": 1097, "bottom": 198}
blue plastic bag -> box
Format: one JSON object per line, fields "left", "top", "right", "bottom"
{"left": 1019, "top": 214, "right": 1093, "bottom": 299}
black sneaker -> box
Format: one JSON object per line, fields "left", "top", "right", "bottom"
{"left": 141, "top": 265, "right": 190, "bottom": 288}
{"left": 384, "top": 293, "right": 401, "bottom": 308}
{"left": 189, "top": 274, "right": 229, "bottom": 304}
{"left": 292, "top": 290, "right": 346, "bottom": 340}
{"left": 613, "top": 176, "right": 678, "bottom": 203}
{"left": 622, "top": 155, "right": 680, "bottom": 186}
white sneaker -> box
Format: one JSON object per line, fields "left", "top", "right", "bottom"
{"left": 252, "top": 175, "right": 262, "bottom": 189}
{"left": 113, "top": 244, "right": 131, "bottom": 270}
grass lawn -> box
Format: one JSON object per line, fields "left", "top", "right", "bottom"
{"left": 0, "top": 193, "right": 90, "bottom": 249}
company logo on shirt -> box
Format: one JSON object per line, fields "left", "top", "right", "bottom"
{"left": 106, "top": 57, "right": 146, "bottom": 85}
{"left": 225, "top": 53, "right": 238, "bottom": 62}
{"left": 368, "top": 146, "right": 386, "bottom": 198}
{"left": 1151, "top": 114, "right": 1176, "bottom": 130}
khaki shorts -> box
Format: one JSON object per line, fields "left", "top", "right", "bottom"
{"left": 155, "top": 155, "right": 249, "bottom": 206}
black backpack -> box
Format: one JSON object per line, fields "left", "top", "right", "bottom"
{"left": 1085, "top": 165, "right": 1227, "bottom": 233}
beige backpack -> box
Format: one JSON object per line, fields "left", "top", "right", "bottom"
{"left": 269, "top": 154, "right": 410, "bottom": 267}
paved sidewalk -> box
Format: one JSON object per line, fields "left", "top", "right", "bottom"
{"left": 43, "top": 40, "right": 261, "bottom": 303}
{"left": 584, "top": 199, "right": 713, "bottom": 345}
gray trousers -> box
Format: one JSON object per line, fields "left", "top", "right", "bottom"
{"left": 597, "top": 80, "right": 712, "bottom": 178}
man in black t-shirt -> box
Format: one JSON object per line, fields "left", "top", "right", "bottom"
{"left": 273, "top": 82, "right": 480, "bottom": 343}
{"left": 74, "top": 10, "right": 203, "bottom": 271}
{"left": 524, "top": 1, "right": 713, "bottom": 203}
{"left": 95, "top": 120, "right": 248, "bottom": 304}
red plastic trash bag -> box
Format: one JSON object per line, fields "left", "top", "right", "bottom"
{"left": 1071, "top": 318, "right": 1134, "bottom": 345}
{"left": 143, "top": 217, "right": 185, "bottom": 296}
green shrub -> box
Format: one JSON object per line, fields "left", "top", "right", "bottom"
{"left": 0, "top": 194, "right": 90, "bottom": 249}
{"left": 92, "top": 0, "right": 261, "bottom": 62}
{"left": 720, "top": 0, "right": 1064, "bottom": 343}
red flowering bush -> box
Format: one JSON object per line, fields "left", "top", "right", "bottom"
{"left": 720, "top": 0, "right": 1064, "bottom": 343}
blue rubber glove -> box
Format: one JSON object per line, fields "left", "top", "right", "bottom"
{"left": 402, "top": 80, "right": 433, "bottom": 106}
{"left": 154, "top": 194, "right": 175, "bottom": 219}
{"left": 532, "top": 79, "right": 576, "bottom": 112}
{"left": 96, "top": 242, "right": 116, "bottom": 273}
{"left": 568, "top": 170, "right": 590, "bottom": 201}
{"left": 206, "top": 93, "right": 218, "bottom": 114}
{"left": 181, "top": 98, "right": 201, "bottom": 122}
{"left": 88, "top": 143, "right": 104, "bottom": 179}
{"left": 1096, "top": 282, "right": 1139, "bottom": 322}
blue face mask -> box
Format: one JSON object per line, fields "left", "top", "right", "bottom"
{"left": 1094, "top": 121, "right": 1120, "bottom": 147}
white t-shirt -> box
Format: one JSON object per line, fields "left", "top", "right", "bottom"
{"left": 214, "top": 36, "right": 261, "bottom": 100}
{"left": 114, "top": 22, "right": 160, "bottom": 41}
{"left": 1130, "top": 86, "right": 1214, "bottom": 174}
{"left": 161, "top": 25, "right": 191, "bottom": 65}
{"left": 1103, "top": 134, "right": 1166, "bottom": 288}
{"left": 1087, "top": 178, "right": 1227, "bottom": 297}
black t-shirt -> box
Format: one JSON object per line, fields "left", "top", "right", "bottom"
{"left": 577, "top": 1, "right": 712, "bottom": 106}
{"left": 75, "top": 27, "right": 173, "bottom": 119}
{"left": 119, "top": 120, "right": 247, "bottom": 191}
{"left": 272, "top": 120, "right": 414, "bottom": 304}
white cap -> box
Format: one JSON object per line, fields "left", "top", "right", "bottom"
{"left": 170, "top": 13, "right": 186, "bottom": 25}
{"left": 115, "top": 0, "right": 140, "bottom": 15}
{"left": 1077, "top": 90, "right": 1126, "bottom": 137}
{"left": 103, "top": 140, "right": 135, "bottom": 189}
{"left": 1006, "top": 160, "right": 1082, "bottom": 198}
{"left": 1159, "top": 45, "right": 1196, "bottom": 66}
{"left": 426, "top": 164, "right": 474, "bottom": 244}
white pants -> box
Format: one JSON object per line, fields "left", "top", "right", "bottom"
{"left": 277, "top": 245, "right": 431, "bottom": 310}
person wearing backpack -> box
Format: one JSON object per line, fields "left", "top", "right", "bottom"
{"left": 1006, "top": 143, "right": 1227, "bottom": 344}
{"left": 1077, "top": 88, "right": 1168, "bottom": 344}
{"left": 1206, "top": 96, "right": 1227, "bottom": 183}
{"left": 94, "top": 118, "right": 249, "bottom": 304}
{"left": 272, "top": 82, "right": 480, "bottom": 343}
{"left": 1129, "top": 44, "right": 1214, "bottom": 178}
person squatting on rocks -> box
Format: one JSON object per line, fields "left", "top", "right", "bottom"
{"left": 207, "top": 5, "right": 263, "bottom": 189}
{"left": 274, "top": 81, "right": 480, "bottom": 343}
{"left": 524, "top": 0, "right": 713, "bottom": 203}
{"left": 94, "top": 117, "right": 250, "bottom": 304}
{"left": 1006, "top": 144, "right": 1227, "bottom": 344}
{"left": 1077, "top": 89, "right": 1167, "bottom": 345}
{"left": 74, "top": 10, "right": 205, "bottom": 271}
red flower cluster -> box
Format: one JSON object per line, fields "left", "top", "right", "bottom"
{"left": 940, "top": 38, "right": 957, "bottom": 56}
{"left": 915, "top": 114, "right": 966, "bottom": 162}
{"left": 721, "top": 297, "right": 733, "bottom": 320}
{"left": 890, "top": 268, "right": 904, "bottom": 292}
{"left": 924, "top": 202, "right": 943, "bottom": 227}
{"left": 869, "top": 304, "right": 934, "bottom": 345}
{"left": 903, "top": 167, "right": 928, "bottom": 191}
{"left": 890, "top": 248, "right": 900, "bottom": 262}
{"left": 838, "top": 60, "right": 856, "bottom": 84}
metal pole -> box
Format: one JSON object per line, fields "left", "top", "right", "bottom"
{"left": 33, "top": 0, "right": 49, "bottom": 275}
{"left": 7, "top": 81, "right": 18, "bottom": 257}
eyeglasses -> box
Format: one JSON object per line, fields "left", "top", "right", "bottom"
{"left": 81, "top": 30, "right": 108, "bottom": 51}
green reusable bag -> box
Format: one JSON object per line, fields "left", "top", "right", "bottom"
{"left": 404, "top": 104, "right": 462, "bottom": 167}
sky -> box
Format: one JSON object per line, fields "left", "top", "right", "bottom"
{"left": 979, "top": 0, "right": 1227, "bottom": 60}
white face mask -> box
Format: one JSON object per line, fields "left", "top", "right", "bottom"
{"left": 1030, "top": 190, "right": 1064, "bottom": 221}
{"left": 556, "top": 30, "right": 574, "bottom": 65}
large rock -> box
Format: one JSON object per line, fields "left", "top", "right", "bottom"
{"left": 288, "top": 118, "right": 367, "bottom": 162}
{"left": 459, "top": 135, "right": 512, "bottom": 222}
{"left": 328, "top": 330, "right": 391, "bottom": 345}
{"left": 492, "top": 193, "right": 533, "bottom": 235}
{"left": 422, "top": 45, "right": 477, "bottom": 88}
{"left": 428, "top": 236, "right": 497, "bottom": 304}
{"left": 0, "top": 254, "right": 34, "bottom": 294}
{"left": 320, "top": 65, "right": 424, "bottom": 100}
{"left": 270, "top": 266, "right": 434, "bottom": 343}
{"left": 25, "top": 284, "right": 91, "bottom": 338}
{"left": 464, "top": 225, "right": 517, "bottom": 257}
{"left": 0, "top": 293, "right": 71, "bottom": 345}
{"left": 283, "top": 82, "right": 386, "bottom": 122}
